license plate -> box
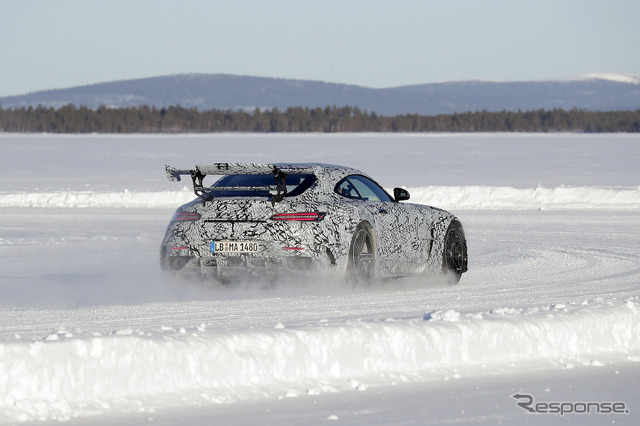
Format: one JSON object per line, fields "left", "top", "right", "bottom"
{"left": 210, "top": 241, "right": 259, "bottom": 253}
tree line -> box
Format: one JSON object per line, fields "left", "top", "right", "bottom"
{"left": 1, "top": 104, "right": 639, "bottom": 133}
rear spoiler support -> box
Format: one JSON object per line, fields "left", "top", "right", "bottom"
{"left": 272, "top": 168, "right": 288, "bottom": 205}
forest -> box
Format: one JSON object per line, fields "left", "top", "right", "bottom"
{"left": 1, "top": 104, "right": 639, "bottom": 133}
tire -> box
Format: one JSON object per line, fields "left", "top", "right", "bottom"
{"left": 442, "top": 220, "right": 467, "bottom": 284}
{"left": 346, "top": 223, "right": 375, "bottom": 285}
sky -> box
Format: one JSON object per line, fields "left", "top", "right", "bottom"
{"left": 1, "top": 0, "right": 639, "bottom": 97}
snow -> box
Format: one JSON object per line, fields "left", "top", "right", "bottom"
{"left": 0, "top": 133, "right": 639, "bottom": 424}
{"left": 566, "top": 72, "right": 640, "bottom": 85}
{"left": 2, "top": 298, "right": 639, "bottom": 422}
{"left": 438, "top": 72, "right": 640, "bottom": 85}
{"left": 1, "top": 186, "right": 639, "bottom": 210}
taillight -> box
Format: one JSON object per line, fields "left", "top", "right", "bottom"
{"left": 270, "top": 212, "right": 326, "bottom": 222}
{"left": 172, "top": 212, "right": 201, "bottom": 222}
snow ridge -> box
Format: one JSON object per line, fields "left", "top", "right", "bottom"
{"left": 1, "top": 298, "right": 638, "bottom": 422}
{"left": 0, "top": 186, "right": 639, "bottom": 210}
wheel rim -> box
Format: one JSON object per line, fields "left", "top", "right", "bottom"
{"left": 351, "top": 228, "right": 374, "bottom": 283}
{"left": 444, "top": 227, "right": 464, "bottom": 276}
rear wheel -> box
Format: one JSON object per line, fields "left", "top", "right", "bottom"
{"left": 442, "top": 220, "right": 467, "bottom": 284}
{"left": 346, "top": 224, "right": 375, "bottom": 285}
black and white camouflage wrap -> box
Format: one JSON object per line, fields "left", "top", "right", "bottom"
{"left": 160, "top": 163, "right": 464, "bottom": 283}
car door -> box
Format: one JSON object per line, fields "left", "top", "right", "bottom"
{"left": 335, "top": 175, "right": 422, "bottom": 276}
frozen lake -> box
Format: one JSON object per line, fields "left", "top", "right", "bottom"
{"left": 0, "top": 133, "right": 639, "bottom": 424}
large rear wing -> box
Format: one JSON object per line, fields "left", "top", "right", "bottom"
{"left": 165, "top": 163, "right": 314, "bottom": 182}
{"left": 164, "top": 163, "right": 315, "bottom": 204}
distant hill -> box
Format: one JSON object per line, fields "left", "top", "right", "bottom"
{"left": 1, "top": 73, "right": 639, "bottom": 115}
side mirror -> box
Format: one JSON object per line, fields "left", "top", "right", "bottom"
{"left": 393, "top": 188, "right": 410, "bottom": 202}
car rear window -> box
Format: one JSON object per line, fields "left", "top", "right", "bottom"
{"left": 208, "top": 173, "right": 316, "bottom": 198}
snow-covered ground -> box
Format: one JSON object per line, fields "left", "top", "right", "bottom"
{"left": 0, "top": 133, "right": 639, "bottom": 425}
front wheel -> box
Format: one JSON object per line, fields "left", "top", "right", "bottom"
{"left": 346, "top": 224, "right": 375, "bottom": 285}
{"left": 442, "top": 220, "right": 467, "bottom": 284}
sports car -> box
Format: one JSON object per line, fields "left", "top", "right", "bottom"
{"left": 160, "top": 163, "right": 467, "bottom": 285}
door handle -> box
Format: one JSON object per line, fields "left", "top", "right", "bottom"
{"left": 378, "top": 208, "right": 388, "bottom": 214}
